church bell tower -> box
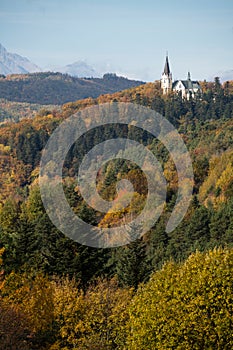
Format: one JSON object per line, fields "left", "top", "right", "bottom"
{"left": 161, "top": 55, "right": 172, "bottom": 94}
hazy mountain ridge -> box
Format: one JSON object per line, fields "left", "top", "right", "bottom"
{"left": 1, "top": 43, "right": 232, "bottom": 82}
{"left": 0, "top": 72, "right": 144, "bottom": 105}
{"left": 52, "top": 61, "right": 100, "bottom": 78}
{"left": 0, "top": 43, "right": 100, "bottom": 78}
{"left": 0, "top": 43, "right": 41, "bottom": 75}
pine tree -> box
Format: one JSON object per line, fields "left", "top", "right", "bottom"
{"left": 115, "top": 235, "right": 148, "bottom": 289}
{"left": 185, "top": 205, "right": 211, "bottom": 252}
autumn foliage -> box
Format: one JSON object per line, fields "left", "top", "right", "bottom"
{"left": 0, "top": 79, "right": 233, "bottom": 348}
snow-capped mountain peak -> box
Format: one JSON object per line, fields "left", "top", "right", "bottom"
{"left": 0, "top": 43, "right": 41, "bottom": 75}
{"left": 51, "top": 60, "right": 100, "bottom": 78}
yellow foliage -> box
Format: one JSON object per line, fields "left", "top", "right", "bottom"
{"left": 0, "top": 248, "right": 5, "bottom": 290}
{"left": 51, "top": 277, "right": 132, "bottom": 349}
{"left": 216, "top": 162, "right": 233, "bottom": 191}
{"left": 0, "top": 247, "right": 4, "bottom": 267}
{"left": 126, "top": 248, "right": 233, "bottom": 349}
{"left": 0, "top": 144, "right": 10, "bottom": 154}
{"left": 199, "top": 150, "right": 233, "bottom": 207}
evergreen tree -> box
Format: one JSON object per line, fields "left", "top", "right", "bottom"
{"left": 147, "top": 218, "right": 169, "bottom": 272}
{"left": 209, "top": 203, "right": 231, "bottom": 247}
{"left": 115, "top": 235, "right": 148, "bottom": 289}
{"left": 185, "top": 205, "right": 211, "bottom": 253}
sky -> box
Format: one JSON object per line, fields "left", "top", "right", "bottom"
{"left": 1, "top": 0, "right": 233, "bottom": 81}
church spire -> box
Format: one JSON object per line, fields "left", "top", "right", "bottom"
{"left": 163, "top": 55, "right": 170, "bottom": 75}
{"left": 161, "top": 54, "right": 172, "bottom": 95}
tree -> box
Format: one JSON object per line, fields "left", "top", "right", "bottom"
{"left": 80, "top": 278, "right": 133, "bottom": 349}
{"left": 0, "top": 300, "right": 33, "bottom": 350}
{"left": 52, "top": 277, "right": 132, "bottom": 350}
{"left": 105, "top": 221, "right": 148, "bottom": 289}
{"left": 185, "top": 205, "right": 211, "bottom": 253}
{"left": 126, "top": 248, "right": 233, "bottom": 349}
{"left": 0, "top": 271, "right": 55, "bottom": 349}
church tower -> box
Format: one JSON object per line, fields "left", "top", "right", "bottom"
{"left": 161, "top": 55, "right": 172, "bottom": 94}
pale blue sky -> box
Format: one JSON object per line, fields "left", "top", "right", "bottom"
{"left": 1, "top": 0, "right": 233, "bottom": 81}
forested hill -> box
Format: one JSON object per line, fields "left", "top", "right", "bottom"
{"left": 0, "top": 72, "right": 144, "bottom": 105}
{"left": 0, "top": 79, "right": 233, "bottom": 349}
{"left": 0, "top": 78, "right": 233, "bottom": 271}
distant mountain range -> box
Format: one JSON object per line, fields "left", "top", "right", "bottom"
{"left": 0, "top": 44, "right": 144, "bottom": 105}
{"left": 52, "top": 61, "right": 100, "bottom": 78}
{"left": 1, "top": 43, "right": 232, "bottom": 84}
{"left": 0, "top": 43, "right": 41, "bottom": 75}
{"left": 0, "top": 43, "right": 100, "bottom": 78}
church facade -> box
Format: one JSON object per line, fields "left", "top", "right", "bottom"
{"left": 161, "top": 55, "right": 202, "bottom": 99}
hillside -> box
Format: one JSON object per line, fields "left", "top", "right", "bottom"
{"left": 0, "top": 80, "right": 233, "bottom": 349}
{"left": 0, "top": 72, "right": 144, "bottom": 105}
{"left": 0, "top": 99, "right": 59, "bottom": 123}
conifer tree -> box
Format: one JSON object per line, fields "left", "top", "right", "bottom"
{"left": 115, "top": 224, "right": 148, "bottom": 289}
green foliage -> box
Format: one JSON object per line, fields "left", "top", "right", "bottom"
{"left": 0, "top": 83, "right": 233, "bottom": 281}
{"left": 113, "top": 228, "right": 148, "bottom": 289}
{"left": 0, "top": 77, "right": 233, "bottom": 348}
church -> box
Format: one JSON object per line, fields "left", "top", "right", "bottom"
{"left": 161, "top": 55, "right": 202, "bottom": 99}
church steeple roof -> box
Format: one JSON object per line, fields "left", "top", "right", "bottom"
{"left": 163, "top": 55, "right": 170, "bottom": 75}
